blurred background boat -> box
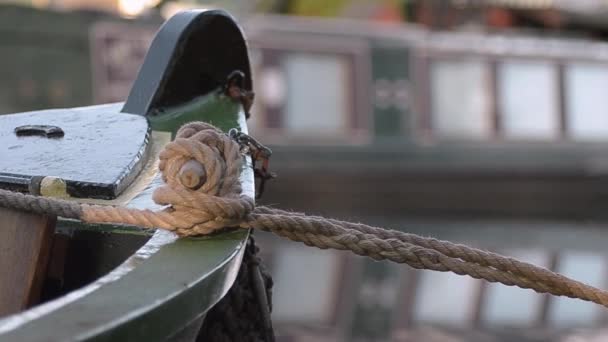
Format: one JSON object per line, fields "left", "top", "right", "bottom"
{"left": 5, "top": 0, "right": 608, "bottom": 340}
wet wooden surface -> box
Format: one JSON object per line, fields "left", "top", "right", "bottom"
{"left": 0, "top": 103, "right": 148, "bottom": 199}
{"left": 0, "top": 208, "right": 55, "bottom": 317}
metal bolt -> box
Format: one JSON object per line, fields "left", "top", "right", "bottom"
{"left": 178, "top": 160, "right": 206, "bottom": 190}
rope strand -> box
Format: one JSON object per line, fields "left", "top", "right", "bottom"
{"left": 253, "top": 207, "right": 583, "bottom": 298}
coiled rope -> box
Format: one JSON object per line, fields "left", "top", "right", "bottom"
{"left": 1, "top": 121, "right": 608, "bottom": 308}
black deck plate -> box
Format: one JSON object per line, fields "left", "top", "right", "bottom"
{"left": 0, "top": 103, "right": 149, "bottom": 199}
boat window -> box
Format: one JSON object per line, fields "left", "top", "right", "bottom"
{"left": 413, "top": 269, "right": 478, "bottom": 326}
{"left": 283, "top": 53, "right": 350, "bottom": 136}
{"left": 271, "top": 243, "right": 342, "bottom": 323}
{"left": 483, "top": 249, "right": 549, "bottom": 326}
{"left": 498, "top": 61, "right": 558, "bottom": 140}
{"left": 565, "top": 63, "right": 608, "bottom": 140}
{"left": 250, "top": 50, "right": 355, "bottom": 142}
{"left": 430, "top": 58, "right": 491, "bottom": 139}
{"left": 548, "top": 252, "right": 604, "bottom": 326}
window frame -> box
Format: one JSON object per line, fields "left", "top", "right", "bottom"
{"left": 496, "top": 58, "right": 561, "bottom": 140}
{"left": 426, "top": 55, "right": 494, "bottom": 140}
{"left": 562, "top": 61, "right": 608, "bottom": 141}
{"left": 414, "top": 49, "right": 582, "bottom": 143}
{"left": 247, "top": 32, "right": 372, "bottom": 145}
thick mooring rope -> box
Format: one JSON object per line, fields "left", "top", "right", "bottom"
{"left": 1, "top": 121, "right": 608, "bottom": 308}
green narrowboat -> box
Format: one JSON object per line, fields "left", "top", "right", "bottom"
{"left": 243, "top": 14, "right": 608, "bottom": 341}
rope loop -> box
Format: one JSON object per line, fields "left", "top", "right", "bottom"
{"left": 83, "top": 122, "right": 254, "bottom": 236}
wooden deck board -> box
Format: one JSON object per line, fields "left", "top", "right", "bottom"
{"left": 0, "top": 208, "right": 55, "bottom": 317}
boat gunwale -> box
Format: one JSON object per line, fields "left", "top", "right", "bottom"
{"left": 0, "top": 108, "right": 254, "bottom": 341}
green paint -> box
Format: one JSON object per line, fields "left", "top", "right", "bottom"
{"left": 371, "top": 43, "right": 410, "bottom": 139}
{"left": 57, "top": 219, "right": 153, "bottom": 236}
{"left": 350, "top": 41, "right": 411, "bottom": 340}
{"left": 149, "top": 91, "right": 240, "bottom": 136}
{"left": 0, "top": 6, "right": 106, "bottom": 113}
{"left": 349, "top": 260, "right": 402, "bottom": 341}
{"left": 3, "top": 229, "right": 248, "bottom": 342}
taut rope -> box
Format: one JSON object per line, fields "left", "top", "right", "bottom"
{"left": 1, "top": 122, "right": 608, "bottom": 308}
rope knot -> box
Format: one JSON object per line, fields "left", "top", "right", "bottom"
{"left": 152, "top": 122, "right": 254, "bottom": 236}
